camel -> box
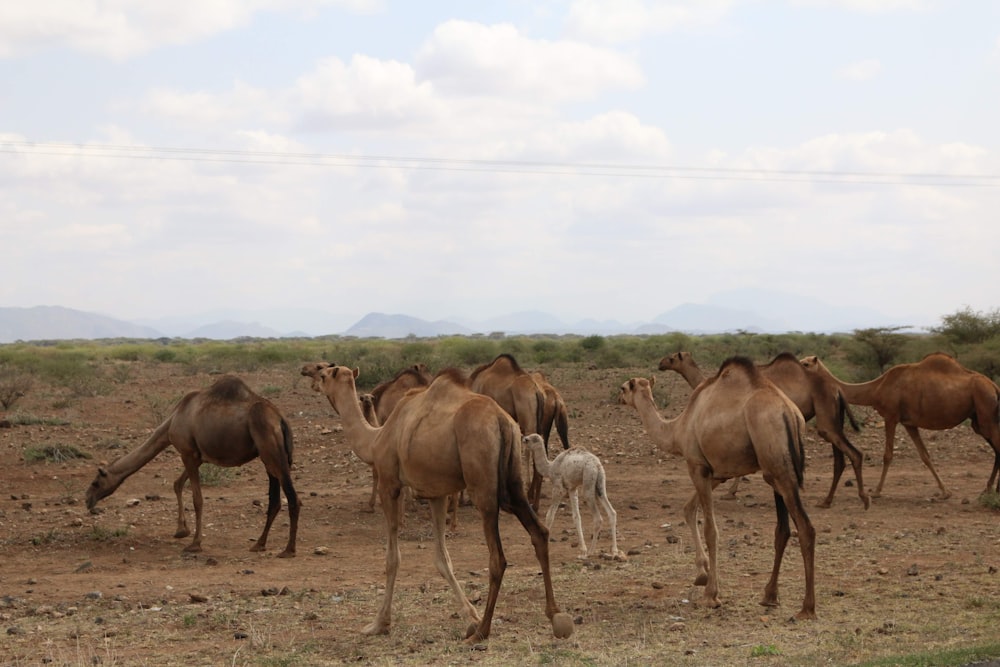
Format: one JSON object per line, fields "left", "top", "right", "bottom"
{"left": 800, "top": 353, "right": 1000, "bottom": 499}
{"left": 618, "top": 358, "right": 816, "bottom": 619}
{"left": 314, "top": 365, "right": 573, "bottom": 641}
{"left": 469, "top": 354, "right": 547, "bottom": 508}
{"left": 369, "top": 363, "right": 434, "bottom": 424}
{"left": 85, "top": 375, "right": 300, "bottom": 557}
{"left": 522, "top": 433, "right": 625, "bottom": 561}
{"left": 531, "top": 371, "right": 571, "bottom": 450}
{"left": 659, "top": 351, "right": 869, "bottom": 509}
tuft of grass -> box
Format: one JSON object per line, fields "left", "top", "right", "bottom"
{"left": 856, "top": 642, "right": 1000, "bottom": 666}
{"left": 978, "top": 490, "right": 1000, "bottom": 510}
{"left": 750, "top": 644, "right": 782, "bottom": 657}
{"left": 9, "top": 413, "right": 70, "bottom": 426}
{"left": 199, "top": 463, "right": 234, "bottom": 487}
{"left": 89, "top": 525, "right": 129, "bottom": 541}
{"left": 24, "top": 444, "right": 91, "bottom": 463}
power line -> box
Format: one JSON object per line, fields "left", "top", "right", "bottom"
{"left": 2, "top": 140, "right": 998, "bottom": 187}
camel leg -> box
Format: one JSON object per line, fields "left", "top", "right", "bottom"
{"left": 528, "top": 467, "right": 544, "bottom": 511}
{"left": 172, "top": 470, "right": 191, "bottom": 539}
{"left": 873, "top": 420, "right": 899, "bottom": 498}
{"left": 596, "top": 489, "right": 624, "bottom": 561}
{"left": 683, "top": 491, "right": 709, "bottom": 586}
{"left": 506, "top": 493, "right": 566, "bottom": 635}
{"left": 763, "top": 481, "right": 817, "bottom": 619}
{"left": 988, "top": 450, "right": 1000, "bottom": 494}
{"left": 818, "top": 432, "right": 869, "bottom": 510}
{"left": 817, "top": 446, "right": 846, "bottom": 509}
{"left": 279, "top": 473, "right": 300, "bottom": 558}
{"left": 362, "top": 484, "right": 402, "bottom": 636}
{"left": 723, "top": 476, "right": 740, "bottom": 499}
{"left": 466, "top": 504, "right": 506, "bottom": 643}
{"left": 568, "top": 489, "right": 589, "bottom": 559}
{"left": 544, "top": 482, "right": 566, "bottom": 535}
{"left": 690, "top": 466, "right": 721, "bottom": 607}
{"left": 250, "top": 475, "right": 281, "bottom": 553}
{"left": 367, "top": 467, "right": 378, "bottom": 512}
{"left": 582, "top": 488, "right": 604, "bottom": 559}
{"left": 903, "top": 425, "right": 950, "bottom": 499}
{"left": 183, "top": 464, "right": 204, "bottom": 553}
{"left": 427, "top": 497, "right": 480, "bottom": 627}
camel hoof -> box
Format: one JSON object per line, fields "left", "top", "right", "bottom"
{"left": 277, "top": 550, "right": 296, "bottom": 558}
{"left": 182, "top": 543, "right": 202, "bottom": 553}
{"left": 464, "top": 622, "right": 482, "bottom": 641}
{"left": 861, "top": 496, "right": 872, "bottom": 510}
{"left": 361, "top": 622, "right": 389, "bottom": 636}
{"left": 174, "top": 529, "right": 191, "bottom": 539}
{"left": 694, "top": 573, "right": 709, "bottom": 586}
{"left": 816, "top": 500, "right": 832, "bottom": 509}
{"left": 795, "top": 609, "right": 817, "bottom": 621}
{"left": 249, "top": 544, "right": 266, "bottom": 553}
{"left": 552, "top": 613, "right": 574, "bottom": 639}
{"left": 611, "top": 551, "right": 628, "bottom": 562}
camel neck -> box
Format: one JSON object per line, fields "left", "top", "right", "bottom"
{"left": 328, "top": 388, "right": 378, "bottom": 463}
{"left": 678, "top": 365, "right": 706, "bottom": 389}
{"left": 827, "top": 373, "right": 881, "bottom": 406}
{"left": 107, "top": 419, "right": 173, "bottom": 477}
{"left": 632, "top": 392, "right": 681, "bottom": 457}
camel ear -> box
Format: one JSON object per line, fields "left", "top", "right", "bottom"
{"left": 352, "top": 367, "right": 360, "bottom": 379}
{"left": 649, "top": 376, "right": 655, "bottom": 388}
{"left": 98, "top": 467, "right": 108, "bottom": 477}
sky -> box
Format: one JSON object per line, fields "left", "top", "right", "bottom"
{"left": 2, "top": 0, "right": 999, "bottom": 334}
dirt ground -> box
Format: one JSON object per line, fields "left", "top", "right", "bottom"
{"left": 2, "top": 360, "right": 1000, "bottom": 666}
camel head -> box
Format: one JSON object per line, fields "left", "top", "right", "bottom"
{"left": 85, "top": 466, "right": 121, "bottom": 511}
{"left": 657, "top": 352, "right": 691, "bottom": 372}
{"left": 522, "top": 433, "right": 546, "bottom": 453}
{"left": 316, "top": 365, "right": 360, "bottom": 414}
{"left": 799, "top": 356, "right": 822, "bottom": 372}
{"left": 617, "top": 377, "right": 654, "bottom": 408}
{"left": 301, "top": 361, "right": 335, "bottom": 391}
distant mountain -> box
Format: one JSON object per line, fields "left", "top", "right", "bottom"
{"left": 184, "top": 320, "right": 284, "bottom": 339}
{"left": 0, "top": 306, "right": 162, "bottom": 343}
{"left": 0, "top": 291, "right": 922, "bottom": 343}
{"left": 344, "top": 313, "right": 472, "bottom": 338}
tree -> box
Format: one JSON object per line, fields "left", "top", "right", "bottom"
{"left": 851, "top": 326, "right": 909, "bottom": 373}
{"left": 931, "top": 306, "right": 1000, "bottom": 346}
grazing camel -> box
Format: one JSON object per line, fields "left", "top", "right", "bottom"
{"left": 469, "top": 354, "right": 547, "bottom": 507}
{"left": 801, "top": 353, "right": 1000, "bottom": 499}
{"left": 314, "top": 365, "right": 573, "bottom": 642}
{"left": 522, "top": 433, "right": 625, "bottom": 562}
{"left": 85, "top": 375, "right": 300, "bottom": 557}
{"left": 619, "top": 358, "right": 816, "bottom": 620}
{"left": 659, "top": 351, "right": 869, "bottom": 509}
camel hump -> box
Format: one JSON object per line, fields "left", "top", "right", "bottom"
{"left": 717, "top": 356, "right": 759, "bottom": 379}
{"left": 207, "top": 375, "right": 255, "bottom": 401}
{"left": 769, "top": 352, "right": 800, "bottom": 365}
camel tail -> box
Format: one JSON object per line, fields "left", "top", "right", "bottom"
{"left": 784, "top": 414, "right": 806, "bottom": 489}
{"left": 555, "top": 401, "right": 570, "bottom": 450}
{"left": 280, "top": 417, "right": 294, "bottom": 466}
{"left": 839, "top": 392, "right": 861, "bottom": 432}
{"left": 496, "top": 416, "right": 520, "bottom": 513}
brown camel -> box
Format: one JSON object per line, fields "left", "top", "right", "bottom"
{"left": 619, "top": 357, "right": 816, "bottom": 619}
{"left": 314, "top": 365, "right": 573, "bottom": 642}
{"left": 85, "top": 375, "right": 300, "bottom": 557}
{"left": 531, "top": 371, "right": 571, "bottom": 450}
{"left": 370, "top": 363, "right": 434, "bottom": 424}
{"left": 659, "top": 351, "right": 869, "bottom": 509}
{"left": 469, "top": 354, "right": 547, "bottom": 507}
{"left": 800, "top": 353, "right": 1000, "bottom": 499}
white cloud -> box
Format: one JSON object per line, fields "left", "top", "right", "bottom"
{"left": 565, "top": 0, "right": 736, "bottom": 43}
{"left": 836, "top": 58, "right": 882, "bottom": 80}
{"left": 415, "top": 20, "right": 644, "bottom": 103}
{"left": 788, "top": 0, "right": 931, "bottom": 12}
{"left": 0, "top": 0, "right": 381, "bottom": 60}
